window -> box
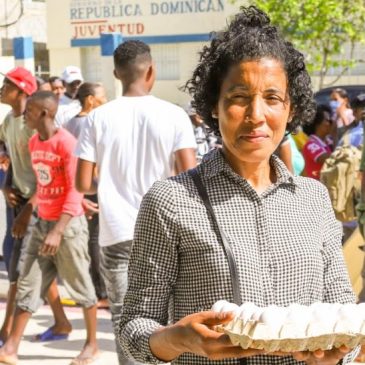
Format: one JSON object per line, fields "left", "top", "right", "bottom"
{"left": 150, "top": 44, "right": 180, "bottom": 81}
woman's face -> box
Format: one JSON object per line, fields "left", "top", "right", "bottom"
{"left": 215, "top": 58, "right": 291, "bottom": 165}
{"left": 330, "top": 91, "right": 345, "bottom": 103}
{"left": 317, "top": 111, "right": 332, "bottom": 136}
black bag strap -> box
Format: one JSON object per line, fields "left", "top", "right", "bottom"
{"left": 189, "top": 168, "right": 242, "bottom": 306}
{"left": 189, "top": 168, "right": 246, "bottom": 365}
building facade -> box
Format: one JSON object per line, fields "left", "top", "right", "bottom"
{"left": 46, "top": 0, "right": 239, "bottom": 105}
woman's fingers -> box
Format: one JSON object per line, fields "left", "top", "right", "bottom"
{"left": 197, "top": 311, "right": 235, "bottom": 326}
{"left": 293, "top": 346, "right": 351, "bottom": 365}
{"left": 205, "top": 346, "right": 265, "bottom": 360}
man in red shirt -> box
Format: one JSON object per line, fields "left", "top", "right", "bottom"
{"left": 0, "top": 91, "right": 99, "bottom": 365}
{"left": 302, "top": 105, "right": 333, "bottom": 179}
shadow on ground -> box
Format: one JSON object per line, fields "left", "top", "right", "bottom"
{"left": 32, "top": 314, "right": 112, "bottom": 334}
{"left": 42, "top": 338, "right": 116, "bottom": 352}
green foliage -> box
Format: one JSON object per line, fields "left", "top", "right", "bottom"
{"left": 239, "top": 0, "right": 365, "bottom": 87}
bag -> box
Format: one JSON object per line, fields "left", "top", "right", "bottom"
{"left": 320, "top": 139, "right": 362, "bottom": 222}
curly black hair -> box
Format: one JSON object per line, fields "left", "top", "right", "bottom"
{"left": 185, "top": 6, "right": 316, "bottom": 135}
{"left": 302, "top": 104, "right": 332, "bottom": 136}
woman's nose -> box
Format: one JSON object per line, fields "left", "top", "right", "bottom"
{"left": 245, "top": 96, "right": 265, "bottom": 124}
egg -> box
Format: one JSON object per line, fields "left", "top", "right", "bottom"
{"left": 258, "top": 305, "right": 287, "bottom": 336}
{"left": 335, "top": 303, "right": 361, "bottom": 333}
{"left": 211, "top": 300, "right": 230, "bottom": 313}
{"left": 280, "top": 304, "right": 311, "bottom": 338}
{"left": 237, "top": 302, "right": 258, "bottom": 324}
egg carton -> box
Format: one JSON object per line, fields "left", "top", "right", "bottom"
{"left": 217, "top": 318, "right": 365, "bottom": 352}
{"left": 212, "top": 301, "right": 365, "bottom": 353}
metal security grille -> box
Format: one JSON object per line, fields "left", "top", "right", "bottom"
{"left": 150, "top": 43, "right": 180, "bottom": 81}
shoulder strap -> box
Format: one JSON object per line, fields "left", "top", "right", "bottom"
{"left": 189, "top": 169, "right": 247, "bottom": 365}
{"left": 188, "top": 168, "right": 242, "bottom": 306}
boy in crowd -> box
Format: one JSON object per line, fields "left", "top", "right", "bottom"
{"left": 0, "top": 91, "right": 99, "bottom": 365}
{"left": 76, "top": 40, "right": 196, "bottom": 365}
{"left": 0, "top": 67, "right": 71, "bottom": 345}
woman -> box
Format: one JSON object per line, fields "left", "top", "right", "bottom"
{"left": 302, "top": 105, "right": 333, "bottom": 179}
{"left": 330, "top": 88, "right": 354, "bottom": 143}
{"left": 65, "top": 82, "right": 109, "bottom": 308}
{"left": 119, "top": 6, "right": 356, "bottom": 365}
{"left": 64, "top": 82, "right": 107, "bottom": 138}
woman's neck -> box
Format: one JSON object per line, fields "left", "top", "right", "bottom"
{"left": 222, "top": 148, "right": 275, "bottom": 194}
{"left": 78, "top": 107, "right": 91, "bottom": 116}
{"left": 314, "top": 131, "right": 327, "bottom": 141}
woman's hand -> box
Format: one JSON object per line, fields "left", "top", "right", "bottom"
{"left": 292, "top": 345, "right": 350, "bottom": 365}
{"left": 150, "top": 311, "right": 265, "bottom": 362}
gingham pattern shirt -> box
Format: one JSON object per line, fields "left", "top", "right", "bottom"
{"left": 119, "top": 148, "right": 356, "bottom": 365}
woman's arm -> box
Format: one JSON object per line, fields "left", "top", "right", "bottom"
{"left": 337, "top": 106, "right": 354, "bottom": 127}
{"left": 118, "top": 180, "right": 180, "bottom": 364}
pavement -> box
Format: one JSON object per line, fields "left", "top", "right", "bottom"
{"left": 0, "top": 262, "right": 119, "bottom": 365}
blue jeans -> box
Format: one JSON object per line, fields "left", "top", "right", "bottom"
{"left": 100, "top": 241, "right": 143, "bottom": 365}
{"left": 3, "top": 202, "right": 14, "bottom": 273}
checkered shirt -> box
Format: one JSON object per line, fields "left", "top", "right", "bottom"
{"left": 119, "top": 148, "right": 356, "bottom": 365}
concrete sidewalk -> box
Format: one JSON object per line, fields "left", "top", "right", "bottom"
{"left": 0, "top": 261, "right": 119, "bottom": 365}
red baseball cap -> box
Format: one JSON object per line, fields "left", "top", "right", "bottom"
{"left": 1, "top": 67, "right": 37, "bottom": 96}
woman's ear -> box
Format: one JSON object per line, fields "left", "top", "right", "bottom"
{"left": 287, "top": 108, "right": 295, "bottom": 124}
{"left": 86, "top": 94, "right": 94, "bottom": 108}
{"left": 211, "top": 106, "right": 218, "bottom": 119}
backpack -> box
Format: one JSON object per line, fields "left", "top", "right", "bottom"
{"left": 320, "top": 139, "right": 362, "bottom": 222}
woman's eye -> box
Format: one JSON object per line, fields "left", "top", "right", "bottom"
{"left": 231, "top": 94, "right": 250, "bottom": 100}
{"left": 266, "top": 96, "right": 284, "bottom": 104}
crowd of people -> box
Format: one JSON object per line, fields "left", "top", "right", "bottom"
{"left": 0, "top": 5, "right": 363, "bottom": 365}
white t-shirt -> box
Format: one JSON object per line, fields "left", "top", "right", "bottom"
{"left": 75, "top": 95, "right": 196, "bottom": 247}
{"left": 55, "top": 97, "right": 81, "bottom": 127}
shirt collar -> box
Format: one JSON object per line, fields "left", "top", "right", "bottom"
{"left": 309, "top": 134, "right": 328, "bottom": 148}
{"left": 200, "top": 148, "right": 297, "bottom": 187}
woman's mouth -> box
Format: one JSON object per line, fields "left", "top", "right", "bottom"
{"left": 239, "top": 131, "right": 269, "bottom": 143}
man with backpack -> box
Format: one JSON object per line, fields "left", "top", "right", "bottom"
{"left": 320, "top": 96, "right": 364, "bottom": 226}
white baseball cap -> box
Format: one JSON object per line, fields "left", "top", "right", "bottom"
{"left": 61, "top": 65, "right": 84, "bottom": 84}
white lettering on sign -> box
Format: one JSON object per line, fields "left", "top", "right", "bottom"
{"left": 150, "top": 0, "right": 224, "bottom": 15}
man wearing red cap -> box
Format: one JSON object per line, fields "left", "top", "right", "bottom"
{"left": 0, "top": 67, "right": 72, "bottom": 346}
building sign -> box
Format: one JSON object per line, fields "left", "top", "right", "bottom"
{"left": 70, "top": 0, "right": 226, "bottom": 45}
